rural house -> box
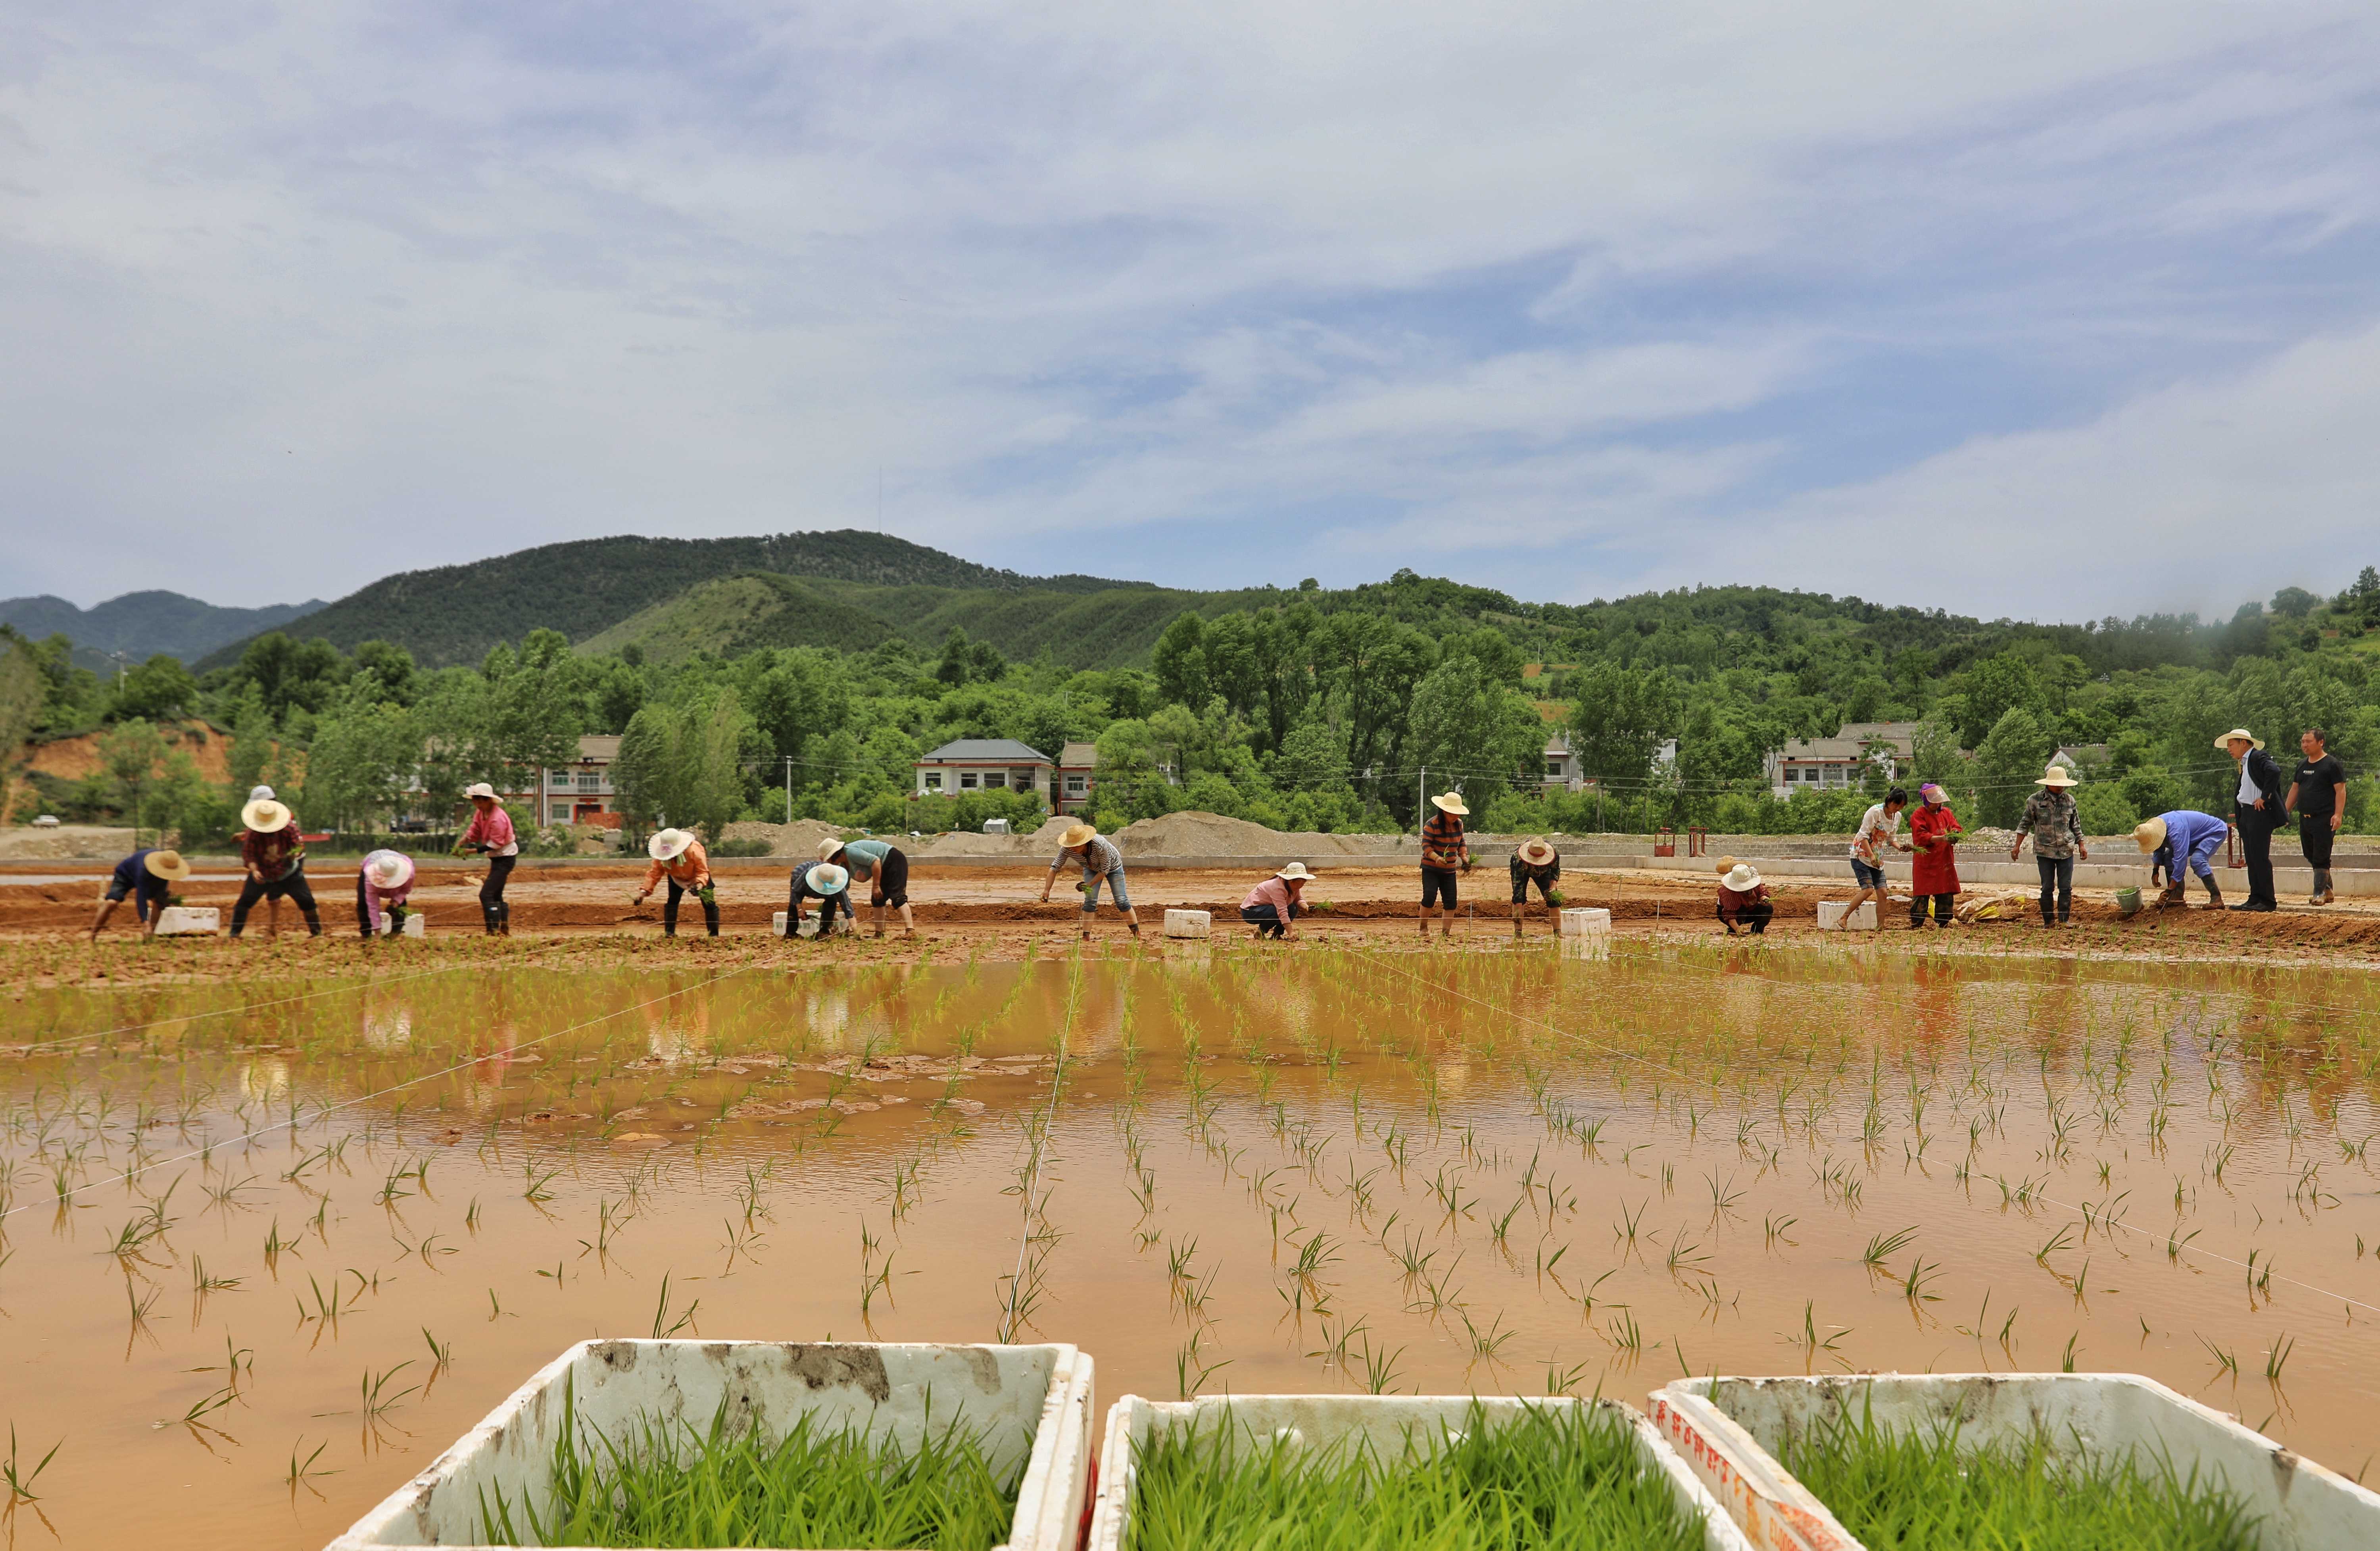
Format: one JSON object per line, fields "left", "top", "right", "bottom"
{"left": 1763, "top": 720, "right": 1919, "bottom": 797}
{"left": 913, "top": 739, "right": 1054, "bottom": 802}
{"left": 1056, "top": 742, "right": 1098, "bottom": 814}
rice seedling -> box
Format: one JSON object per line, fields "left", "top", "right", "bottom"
{"left": 3, "top": 1427, "right": 62, "bottom": 1503}
{"left": 1124, "top": 1402, "right": 1701, "bottom": 1551}
{"left": 1775, "top": 1403, "right": 2260, "bottom": 1551}
{"left": 480, "top": 1388, "right": 1018, "bottom": 1550}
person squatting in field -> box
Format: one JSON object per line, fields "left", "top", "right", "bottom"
{"left": 355, "top": 849, "right": 415, "bottom": 938}
{"left": 1240, "top": 862, "right": 1313, "bottom": 939}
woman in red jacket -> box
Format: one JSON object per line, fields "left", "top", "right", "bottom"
{"left": 1907, "top": 782, "right": 1963, "bottom": 927}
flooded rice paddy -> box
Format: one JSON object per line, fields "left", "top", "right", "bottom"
{"left": 4, "top": 941, "right": 2378, "bottom": 1548}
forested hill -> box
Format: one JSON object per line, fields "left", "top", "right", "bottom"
{"left": 2, "top": 589, "right": 323, "bottom": 669}
{"left": 197, "top": 531, "right": 1148, "bottom": 669}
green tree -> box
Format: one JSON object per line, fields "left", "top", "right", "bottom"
{"left": 98, "top": 718, "right": 170, "bottom": 844}
{"left": 1971, "top": 706, "right": 2052, "bottom": 826}
{"left": 473, "top": 632, "right": 584, "bottom": 792}
{"left": 0, "top": 632, "right": 44, "bottom": 800}
{"left": 1565, "top": 661, "right": 1675, "bottom": 788}
{"left": 108, "top": 654, "right": 200, "bottom": 722}
{"left": 302, "top": 682, "right": 421, "bottom": 830}
{"left": 1406, "top": 653, "right": 1544, "bottom": 812}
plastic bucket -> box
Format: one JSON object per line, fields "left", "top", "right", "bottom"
{"left": 1091, "top": 1394, "right": 1753, "bottom": 1551}
{"left": 329, "top": 1340, "right": 1095, "bottom": 1551}
{"left": 2115, "top": 885, "right": 2142, "bottom": 918}
{"left": 1652, "top": 1372, "right": 2380, "bottom": 1551}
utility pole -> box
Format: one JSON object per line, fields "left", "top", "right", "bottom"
{"left": 783, "top": 756, "right": 793, "bottom": 824}
{"left": 1418, "top": 766, "right": 1427, "bottom": 829}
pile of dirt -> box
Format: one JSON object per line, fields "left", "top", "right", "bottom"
{"left": 719, "top": 819, "right": 855, "bottom": 858}
{"left": 0, "top": 824, "right": 138, "bottom": 860}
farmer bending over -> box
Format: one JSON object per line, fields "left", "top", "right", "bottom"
{"left": 229, "top": 796, "right": 321, "bottom": 939}
{"left": 818, "top": 835, "right": 914, "bottom": 938}
{"left": 1039, "top": 823, "right": 1141, "bottom": 941}
{"left": 635, "top": 827, "right": 716, "bottom": 937}
{"left": 90, "top": 848, "right": 190, "bottom": 941}
{"left": 2137, "top": 811, "right": 2227, "bottom": 909}
{"left": 1508, "top": 837, "right": 1562, "bottom": 936}
{"left": 1717, "top": 862, "right": 1773, "bottom": 935}
{"left": 455, "top": 783, "right": 517, "bottom": 935}
{"left": 784, "top": 862, "right": 851, "bottom": 941}
{"left": 356, "top": 849, "right": 415, "bottom": 939}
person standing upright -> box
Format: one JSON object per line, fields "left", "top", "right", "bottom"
{"left": 455, "top": 782, "right": 518, "bottom": 935}
{"left": 2222, "top": 728, "right": 2283, "bottom": 912}
{"left": 1418, "top": 791, "right": 1470, "bottom": 938}
{"left": 2285, "top": 728, "right": 2348, "bottom": 906}
{"left": 2010, "top": 765, "right": 2088, "bottom": 927}
{"left": 1907, "top": 782, "right": 1963, "bottom": 927}
{"left": 1844, "top": 787, "right": 1912, "bottom": 929}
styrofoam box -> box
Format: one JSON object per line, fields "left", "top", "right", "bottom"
{"left": 1559, "top": 907, "right": 1612, "bottom": 936}
{"left": 1652, "top": 1372, "right": 2380, "bottom": 1551}
{"left": 1163, "top": 908, "right": 1212, "bottom": 939}
{"left": 329, "top": 1339, "right": 1095, "bottom": 1551}
{"left": 153, "top": 906, "right": 218, "bottom": 937}
{"left": 1815, "top": 901, "right": 1875, "bottom": 931}
{"left": 1091, "top": 1394, "right": 1752, "bottom": 1551}
{"left": 376, "top": 913, "right": 426, "bottom": 938}
{"left": 771, "top": 910, "right": 855, "bottom": 937}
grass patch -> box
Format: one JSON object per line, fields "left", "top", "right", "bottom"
{"left": 1775, "top": 1401, "right": 2261, "bottom": 1551}
{"left": 1125, "top": 1401, "right": 1701, "bottom": 1551}
{"left": 479, "top": 1382, "right": 1020, "bottom": 1549}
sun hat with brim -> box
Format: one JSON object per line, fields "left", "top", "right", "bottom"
{"left": 648, "top": 827, "right": 695, "bottom": 862}
{"left": 2035, "top": 765, "right": 2079, "bottom": 788}
{"left": 1918, "top": 783, "right": 1948, "bottom": 804}
{"left": 240, "top": 798, "right": 292, "bottom": 833}
{"left": 463, "top": 782, "right": 500, "bottom": 802}
{"left": 815, "top": 835, "right": 848, "bottom": 862}
{"left": 1722, "top": 863, "right": 1763, "bottom": 891}
{"left": 2134, "top": 816, "right": 2168, "bottom": 852}
{"left": 247, "top": 785, "right": 275, "bottom": 803}
{"left": 365, "top": 852, "right": 414, "bottom": 890}
{"left": 805, "top": 863, "right": 849, "bottom": 895}
{"left": 142, "top": 849, "right": 191, "bottom": 883}
{"left": 1429, "top": 791, "right": 1469, "bottom": 816}
{"left": 1516, "top": 838, "right": 1557, "bottom": 867}
{"left": 1275, "top": 862, "right": 1316, "bottom": 882}
{"left": 2214, "top": 728, "right": 2264, "bottom": 752}
{"left": 1060, "top": 822, "right": 1098, "bottom": 848}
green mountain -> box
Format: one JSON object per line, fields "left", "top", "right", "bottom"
{"left": 4, "top": 589, "right": 324, "bottom": 670}
{"left": 196, "top": 531, "right": 1146, "bottom": 670}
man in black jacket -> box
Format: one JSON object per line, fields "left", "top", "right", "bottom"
{"left": 2222, "top": 728, "right": 2284, "bottom": 912}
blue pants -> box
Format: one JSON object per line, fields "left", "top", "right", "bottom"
{"left": 1078, "top": 866, "right": 1130, "bottom": 912}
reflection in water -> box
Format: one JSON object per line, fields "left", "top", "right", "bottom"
{"left": 1, "top": 948, "right": 2376, "bottom": 1551}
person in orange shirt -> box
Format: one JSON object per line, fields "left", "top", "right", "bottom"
{"left": 633, "top": 827, "right": 717, "bottom": 937}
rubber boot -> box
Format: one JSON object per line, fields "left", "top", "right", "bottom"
{"left": 2314, "top": 870, "right": 2333, "bottom": 905}
{"left": 2201, "top": 876, "right": 2223, "bottom": 909}
{"left": 702, "top": 898, "right": 720, "bottom": 937}
{"left": 2157, "top": 881, "right": 2187, "bottom": 909}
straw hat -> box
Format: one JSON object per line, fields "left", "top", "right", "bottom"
{"left": 805, "top": 862, "right": 849, "bottom": 895}
{"left": 2034, "top": 765, "right": 2078, "bottom": 788}
{"left": 1516, "top": 837, "right": 1557, "bottom": 867}
{"left": 365, "top": 851, "right": 414, "bottom": 889}
{"left": 2214, "top": 728, "right": 2263, "bottom": 752}
{"left": 2133, "top": 816, "right": 2168, "bottom": 852}
{"left": 247, "top": 785, "right": 275, "bottom": 803}
{"left": 1429, "top": 791, "right": 1469, "bottom": 816}
{"left": 648, "top": 827, "right": 696, "bottom": 862}
{"left": 1275, "top": 862, "right": 1316, "bottom": 882}
{"left": 1060, "top": 822, "right": 1098, "bottom": 848}
{"left": 240, "top": 797, "right": 292, "bottom": 833}
{"left": 142, "top": 849, "right": 191, "bottom": 883}
{"left": 815, "top": 835, "right": 848, "bottom": 862}
{"left": 463, "top": 782, "right": 499, "bottom": 802}
{"left": 1722, "top": 863, "right": 1763, "bottom": 891}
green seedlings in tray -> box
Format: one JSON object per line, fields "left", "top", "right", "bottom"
{"left": 481, "top": 1388, "right": 1019, "bottom": 1550}
{"left": 1776, "top": 1403, "right": 2261, "bottom": 1551}
{"left": 1124, "top": 1402, "right": 1701, "bottom": 1551}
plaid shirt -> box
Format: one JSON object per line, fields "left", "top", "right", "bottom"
{"left": 241, "top": 823, "right": 303, "bottom": 880}
{"left": 2017, "top": 789, "right": 2082, "bottom": 861}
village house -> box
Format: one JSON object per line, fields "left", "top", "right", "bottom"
{"left": 913, "top": 739, "right": 1054, "bottom": 803}
{"left": 541, "top": 734, "right": 622, "bottom": 828}
{"left": 1056, "top": 742, "right": 1099, "bottom": 814}
{"left": 1763, "top": 720, "right": 1919, "bottom": 797}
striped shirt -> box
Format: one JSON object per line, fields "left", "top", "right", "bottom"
{"left": 1420, "top": 810, "right": 1467, "bottom": 871}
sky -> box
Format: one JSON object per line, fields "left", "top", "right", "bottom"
{"left": 4, "top": 2, "right": 2378, "bottom": 623}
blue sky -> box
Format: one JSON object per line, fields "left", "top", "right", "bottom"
{"left": 4, "top": 2, "right": 2377, "bottom": 622}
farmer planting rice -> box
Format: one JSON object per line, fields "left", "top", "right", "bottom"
{"left": 1508, "top": 836, "right": 1562, "bottom": 936}
{"left": 1906, "top": 781, "right": 1962, "bottom": 928}
{"left": 634, "top": 827, "right": 716, "bottom": 937}
{"left": 1039, "top": 822, "right": 1141, "bottom": 941}
{"left": 455, "top": 781, "right": 518, "bottom": 935}
{"left": 2009, "top": 764, "right": 2087, "bottom": 928}
{"left": 88, "top": 847, "right": 190, "bottom": 941}
{"left": 1716, "top": 861, "right": 1773, "bottom": 934}
{"left": 228, "top": 794, "right": 321, "bottom": 939}
{"left": 354, "top": 848, "right": 415, "bottom": 938}
{"left": 784, "top": 860, "right": 852, "bottom": 940}
{"left": 1418, "top": 790, "right": 1470, "bottom": 938}
{"left": 1842, "top": 787, "right": 1911, "bottom": 929}
{"left": 818, "top": 834, "right": 914, "bottom": 938}
{"left": 2138, "top": 810, "right": 2229, "bottom": 908}
{"left": 1239, "top": 860, "right": 1313, "bottom": 939}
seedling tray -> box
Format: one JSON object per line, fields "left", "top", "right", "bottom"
{"left": 1650, "top": 1372, "right": 2380, "bottom": 1551}
{"left": 1089, "top": 1393, "right": 1752, "bottom": 1551}
{"left": 328, "top": 1338, "right": 1094, "bottom": 1551}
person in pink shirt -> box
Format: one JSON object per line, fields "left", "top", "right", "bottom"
{"left": 355, "top": 849, "right": 416, "bottom": 938}
{"left": 453, "top": 782, "right": 518, "bottom": 935}
{"left": 1239, "top": 862, "right": 1314, "bottom": 940}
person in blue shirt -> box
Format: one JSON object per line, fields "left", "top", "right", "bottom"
{"left": 784, "top": 862, "right": 852, "bottom": 943}
{"left": 817, "top": 835, "right": 913, "bottom": 939}
{"left": 2136, "top": 811, "right": 2228, "bottom": 909}
{"left": 91, "top": 848, "right": 192, "bottom": 941}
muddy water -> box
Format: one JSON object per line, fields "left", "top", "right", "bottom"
{"left": 4, "top": 943, "right": 2378, "bottom": 1547}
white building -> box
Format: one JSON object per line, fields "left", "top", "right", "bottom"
{"left": 913, "top": 739, "right": 1054, "bottom": 802}
{"left": 1763, "top": 721, "right": 1919, "bottom": 798}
